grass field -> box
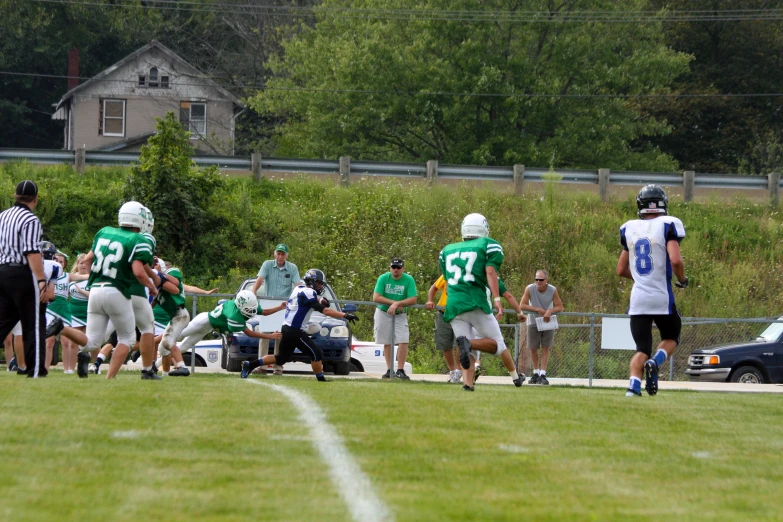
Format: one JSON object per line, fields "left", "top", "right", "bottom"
{"left": 1, "top": 371, "right": 781, "bottom": 522}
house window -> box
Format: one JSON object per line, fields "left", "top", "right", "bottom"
{"left": 101, "top": 99, "right": 125, "bottom": 137}
{"left": 149, "top": 67, "right": 159, "bottom": 87}
{"left": 138, "top": 75, "right": 145, "bottom": 86}
{"left": 179, "top": 101, "right": 206, "bottom": 137}
{"left": 161, "top": 75, "right": 169, "bottom": 88}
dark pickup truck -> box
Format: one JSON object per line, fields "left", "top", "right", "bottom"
{"left": 685, "top": 319, "right": 783, "bottom": 384}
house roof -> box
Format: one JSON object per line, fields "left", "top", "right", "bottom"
{"left": 52, "top": 40, "right": 244, "bottom": 114}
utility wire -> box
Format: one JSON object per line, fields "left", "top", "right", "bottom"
{"left": 4, "top": 70, "right": 783, "bottom": 100}
{"left": 28, "top": 0, "right": 783, "bottom": 23}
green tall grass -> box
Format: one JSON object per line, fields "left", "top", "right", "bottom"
{"left": 3, "top": 162, "right": 783, "bottom": 373}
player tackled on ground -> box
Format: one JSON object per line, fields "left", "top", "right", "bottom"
{"left": 439, "top": 213, "right": 524, "bottom": 391}
{"left": 241, "top": 269, "right": 358, "bottom": 382}
{"left": 617, "top": 185, "right": 688, "bottom": 397}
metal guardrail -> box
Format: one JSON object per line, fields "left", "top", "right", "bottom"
{"left": 1, "top": 147, "right": 779, "bottom": 193}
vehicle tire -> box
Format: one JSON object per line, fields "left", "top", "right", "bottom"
{"left": 730, "top": 365, "right": 765, "bottom": 384}
{"left": 349, "top": 359, "right": 362, "bottom": 373}
{"left": 220, "top": 336, "right": 228, "bottom": 370}
{"left": 182, "top": 353, "right": 207, "bottom": 367}
{"left": 333, "top": 360, "right": 351, "bottom": 375}
{"left": 226, "top": 355, "right": 244, "bottom": 373}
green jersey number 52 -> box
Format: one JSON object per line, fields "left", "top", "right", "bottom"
{"left": 92, "top": 238, "right": 124, "bottom": 279}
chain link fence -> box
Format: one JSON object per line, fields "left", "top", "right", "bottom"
{"left": 185, "top": 294, "right": 778, "bottom": 382}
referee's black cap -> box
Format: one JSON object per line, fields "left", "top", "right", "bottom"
{"left": 15, "top": 180, "right": 38, "bottom": 197}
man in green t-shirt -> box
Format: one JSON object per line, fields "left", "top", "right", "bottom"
{"left": 76, "top": 201, "right": 161, "bottom": 380}
{"left": 438, "top": 213, "right": 524, "bottom": 391}
{"left": 372, "top": 257, "right": 418, "bottom": 379}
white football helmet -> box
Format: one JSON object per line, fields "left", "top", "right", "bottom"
{"left": 461, "top": 213, "right": 489, "bottom": 240}
{"left": 235, "top": 290, "right": 259, "bottom": 318}
{"left": 143, "top": 206, "right": 155, "bottom": 234}
{"left": 118, "top": 201, "right": 146, "bottom": 229}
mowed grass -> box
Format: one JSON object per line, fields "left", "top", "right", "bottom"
{"left": 1, "top": 372, "right": 781, "bottom": 522}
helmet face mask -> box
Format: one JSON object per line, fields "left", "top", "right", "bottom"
{"left": 234, "top": 289, "right": 258, "bottom": 318}
{"left": 303, "top": 269, "right": 327, "bottom": 295}
{"left": 142, "top": 206, "right": 154, "bottom": 234}
{"left": 636, "top": 184, "right": 668, "bottom": 218}
{"left": 40, "top": 241, "right": 56, "bottom": 260}
{"left": 461, "top": 213, "right": 489, "bottom": 240}
{"left": 118, "top": 201, "right": 146, "bottom": 230}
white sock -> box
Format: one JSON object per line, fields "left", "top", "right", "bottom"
{"left": 509, "top": 370, "right": 519, "bottom": 380}
{"left": 143, "top": 365, "right": 152, "bottom": 371}
{"left": 96, "top": 353, "right": 106, "bottom": 362}
{"left": 540, "top": 370, "right": 546, "bottom": 376}
{"left": 176, "top": 362, "right": 185, "bottom": 368}
{"left": 534, "top": 369, "right": 540, "bottom": 375}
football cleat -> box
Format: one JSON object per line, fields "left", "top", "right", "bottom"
{"left": 513, "top": 375, "right": 524, "bottom": 387}
{"left": 7, "top": 356, "right": 17, "bottom": 372}
{"left": 45, "top": 317, "right": 64, "bottom": 339}
{"left": 169, "top": 366, "right": 190, "bottom": 377}
{"left": 141, "top": 369, "right": 162, "bottom": 380}
{"left": 539, "top": 375, "right": 550, "bottom": 386}
{"left": 88, "top": 363, "right": 97, "bottom": 375}
{"left": 644, "top": 359, "right": 659, "bottom": 396}
{"left": 626, "top": 388, "right": 642, "bottom": 397}
{"left": 462, "top": 384, "right": 475, "bottom": 392}
{"left": 528, "top": 374, "right": 540, "bottom": 385}
{"left": 240, "top": 361, "right": 251, "bottom": 379}
{"left": 381, "top": 369, "right": 391, "bottom": 379}
{"left": 473, "top": 364, "right": 485, "bottom": 383}
{"left": 456, "top": 336, "right": 472, "bottom": 370}
{"left": 76, "top": 352, "right": 90, "bottom": 378}
{"left": 395, "top": 369, "right": 410, "bottom": 380}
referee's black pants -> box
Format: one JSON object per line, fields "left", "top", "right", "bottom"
{"left": 0, "top": 265, "right": 46, "bottom": 377}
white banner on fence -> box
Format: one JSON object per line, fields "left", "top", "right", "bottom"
{"left": 601, "top": 317, "right": 635, "bottom": 350}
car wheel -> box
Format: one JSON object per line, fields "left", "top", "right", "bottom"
{"left": 730, "top": 365, "right": 765, "bottom": 384}
{"left": 226, "top": 355, "right": 244, "bottom": 373}
{"left": 333, "top": 361, "right": 351, "bottom": 375}
{"left": 182, "top": 353, "right": 207, "bottom": 367}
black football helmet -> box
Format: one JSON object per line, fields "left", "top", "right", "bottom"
{"left": 40, "top": 241, "right": 56, "bottom": 260}
{"left": 636, "top": 184, "right": 668, "bottom": 218}
{"left": 303, "top": 269, "right": 326, "bottom": 295}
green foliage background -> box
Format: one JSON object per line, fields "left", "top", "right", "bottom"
{"left": 3, "top": 161, "right": 783, "bottom": 373}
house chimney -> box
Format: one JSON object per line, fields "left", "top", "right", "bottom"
{"left": 67, "top": 48, "right": 79, "bottom": 91}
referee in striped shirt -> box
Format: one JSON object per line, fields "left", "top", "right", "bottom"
{"left": 0, "top": 180, "right": 48, "bottom": 378}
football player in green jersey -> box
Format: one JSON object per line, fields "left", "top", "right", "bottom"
{"left": 76, "top": 201, "right": 161, "bottom": 380}
{"left": 173, "top": 290, "right": 283, "bottom": 359}
{"left": 438, "top": 213, "right": 524, "bottom": 391}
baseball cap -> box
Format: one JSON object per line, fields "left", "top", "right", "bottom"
{"left": 390, "top": 257, "right": 404, "bottom": 267}
{"left": 275, "top": 243, "right": 289, "bottom": 253}
{"left": 15, "top": 180, "right": 38, "bottom": 197}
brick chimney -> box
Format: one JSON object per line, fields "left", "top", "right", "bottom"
{"left": 67, "top": 48, "right": 79, "bottom": 91}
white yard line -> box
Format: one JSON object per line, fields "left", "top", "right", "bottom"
{"left": 247, "top": 380, "right": 393, "bottom": 522}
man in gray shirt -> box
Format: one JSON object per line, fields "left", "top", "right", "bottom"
{"left": 253, "top": 244, "right": 301, "bottom": 298}
{"left": 519, "top": 269, "right": 564, "bottom": 385}
{"left": 252, "top": 244, "right": 301, "bottom": 374}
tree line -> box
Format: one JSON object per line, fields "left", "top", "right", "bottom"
{"left": 2, "top": 0, "right": 783, "bottom": 175}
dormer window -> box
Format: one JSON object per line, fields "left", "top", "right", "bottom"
{"left": 138, "top": 75, "right": 145, "bottom": 86}
{"left": 149, "top": 67, "right": 159, "bottom": 87}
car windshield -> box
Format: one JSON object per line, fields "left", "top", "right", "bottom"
{"left": 757, "top": 318, "right": 783, "bottom": 341}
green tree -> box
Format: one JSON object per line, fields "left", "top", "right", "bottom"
{"left": 641, "top": 0, "right": 783, "bottom": 173}
{"left": 253, "top": 0, "right": 690, "bottom": 170}
{"left": 124, "top": 112, "right": 224, "bottom": 254}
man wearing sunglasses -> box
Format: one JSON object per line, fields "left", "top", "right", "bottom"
{"left": 372, "top": 257, "right": 418, "bottom": 379}
{"left": 519, "top": 270, "right": 564, "bottom": 385}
